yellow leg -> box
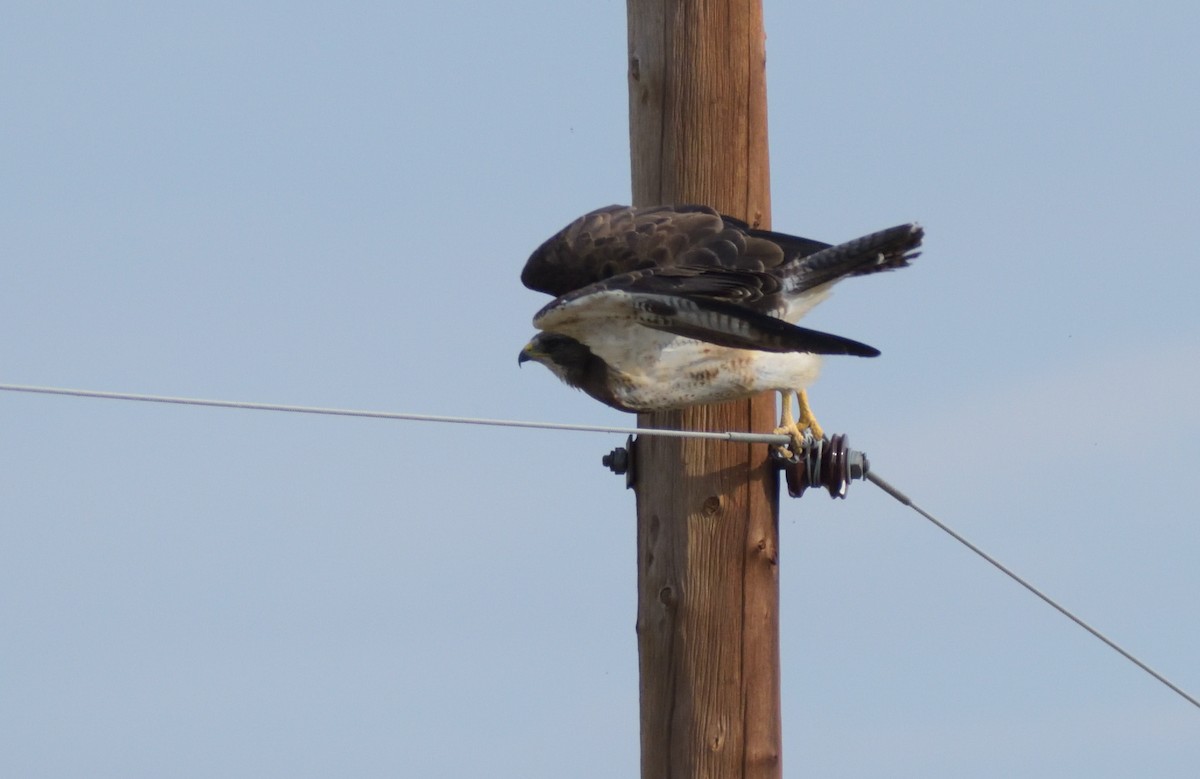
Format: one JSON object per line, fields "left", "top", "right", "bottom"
{"left": 772, "top": 390, "right": 803, "bottom": 460}
{"left": 772, "top": 389, "right": 824, "bottom": 460}
{"left": 795, "top": 389, "right": 824, "bottom": 442}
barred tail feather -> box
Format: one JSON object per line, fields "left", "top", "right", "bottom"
{"left": 785, "top": 223, "right": 923, "bottom": 293}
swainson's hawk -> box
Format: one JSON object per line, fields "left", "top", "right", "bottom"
{"left": 518, "top": 204, "right": 922, "bottom": 457}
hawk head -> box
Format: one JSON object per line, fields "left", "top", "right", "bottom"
{"left": 519, "top": 333, "right": 622, "bottom": 409}
{"left": 519, "top": 332, "right": 593, "bottom": 382}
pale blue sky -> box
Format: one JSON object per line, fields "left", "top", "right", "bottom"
{"left": 3, "top": 2, "right": 1198, "bottom": 776}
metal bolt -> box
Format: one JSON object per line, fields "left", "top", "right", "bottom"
{"left": 601, "top": 435, "right": 637, "bottom": 489}
{"left": 602, "top": 447, "right": 629, "bottom": 474}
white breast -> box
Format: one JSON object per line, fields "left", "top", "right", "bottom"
{"left": 607, "top": 338, "right": 822, "bottom": 411}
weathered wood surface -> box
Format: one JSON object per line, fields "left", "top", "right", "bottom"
{"left": 627, "top": 1, "right": 782, "bottom": 776}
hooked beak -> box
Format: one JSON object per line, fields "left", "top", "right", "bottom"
{"left": 518, "top": 341, "right": 536, "bottom": 366}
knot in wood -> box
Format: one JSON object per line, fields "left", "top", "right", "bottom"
{"left": 706, "top": 722, "right": 727, "bottom": 752}
{"left": 755, "top": 536, "right": 778, "bottom": 566}
{"left": 701, "top": 495, "right": 722, "bottom": 517}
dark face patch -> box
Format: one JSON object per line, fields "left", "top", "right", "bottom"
{"left": 538, "top": 333, "right": 592, "bottom": 364}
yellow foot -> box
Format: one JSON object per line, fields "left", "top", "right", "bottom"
{"left": 772, "top": 389, "right": 824, "bottom": 461}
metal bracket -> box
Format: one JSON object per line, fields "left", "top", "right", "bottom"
{"left": 600, "top": 431, "right": 868, "bottom": 498}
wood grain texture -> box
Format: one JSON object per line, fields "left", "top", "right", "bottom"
{"left": 627, "top": 1, "right": 782, "bottom": 777}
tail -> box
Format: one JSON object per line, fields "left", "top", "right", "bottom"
{"left": 783, "top": 223, "right": 923, "bottom": 294}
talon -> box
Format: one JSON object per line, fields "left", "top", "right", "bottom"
{"left": 772, "top": 389, "right": 826, "bottom": 461}
{"left": 774, "top": 427, "right": 807, "bottom": 461}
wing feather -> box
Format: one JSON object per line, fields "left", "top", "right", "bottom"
{"left": 524, "top": 205, "right": 922, "bottom": 365}
{"left": 535, "top": 286, "right": 878, "bottom": 358}
{"left": 520, "top": 204, "right": 829, "bottom": 297}
{"left": 631, "top": 295, "right": 879, "bottom": 356}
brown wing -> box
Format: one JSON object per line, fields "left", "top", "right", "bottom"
{"left": 520, "top": 204, "right": 830, "bottom": 297}
{"left": 530, "top": 222, "right": 924, "bottom": 357}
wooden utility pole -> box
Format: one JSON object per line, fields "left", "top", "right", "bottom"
{"left": 627, "top": 1, "right": 781, "bottom": 777}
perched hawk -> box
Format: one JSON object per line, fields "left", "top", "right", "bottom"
{"left": 518, "top": 204, "right": 922, "bottom": 457}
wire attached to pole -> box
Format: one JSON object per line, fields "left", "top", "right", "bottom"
{"left": 2, "top": 379, "right": 1196, "bottom": 711}
{"left": 0, "top": 382, "right": 791, "bottom": 445}
{"left": 866, "top": 470, "right": 1200, "bottom": 712}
